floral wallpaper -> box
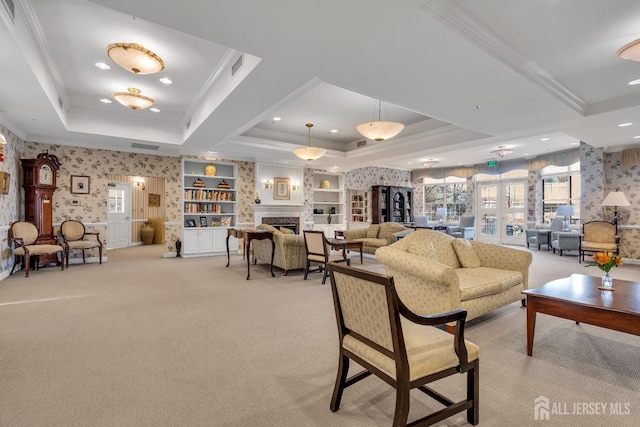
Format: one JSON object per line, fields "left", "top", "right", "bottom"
{"left": 0, "top": 125, "right": 25, "bottom": 277}
{"left": 3, "top": 132, "right": 639, "bottom": 282}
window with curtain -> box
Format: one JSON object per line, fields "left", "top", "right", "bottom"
{"left": 542, "top": 162, "right": 580, "bottom": 224}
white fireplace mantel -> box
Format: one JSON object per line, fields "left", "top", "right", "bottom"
{"left": 251, "top": 204, "right": 307, "bottom": 226}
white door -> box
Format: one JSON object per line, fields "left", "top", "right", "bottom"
{"left": 107, "top": 183, "right": 131, "bottom": 249}
{"left": 477, "top": 180, "right": 526, "bottom": 245}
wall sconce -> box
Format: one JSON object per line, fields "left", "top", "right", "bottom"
{"left": 134, "top": 177, "right": 146, "bottom": 190}
{"left": 291, "top": 182, "right": 300, "bottom": 191}
{"left": 264, "top": 179, "right": 273, "bottom": 189}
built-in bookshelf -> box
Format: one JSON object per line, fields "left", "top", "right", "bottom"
{"left": 349, "top": 190, "right": 369, "bottom": 223}
{"left": 181, "top": 159, "right": 238, "bottom": 256}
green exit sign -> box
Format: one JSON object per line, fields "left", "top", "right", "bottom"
{"left": 487, "top": 159, "right": 497, "bottom": 167}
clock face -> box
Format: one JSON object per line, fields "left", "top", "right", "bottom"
{"left": 39, "top": 165, "right": 53, "bottom": 185}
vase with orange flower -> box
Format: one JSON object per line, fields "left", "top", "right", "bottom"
{"left": 587, "top": 251, "right": 623, "bottom": 290}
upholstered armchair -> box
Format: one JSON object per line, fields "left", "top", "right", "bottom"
{"left": 551, "top": 231, "right": 580, "bottom": 256}
{"left": 59, "top": 220, "right": 103, "bottom": 267}
{"left": 579, "top": 221, "right": 619, "bottom": 263}
{"left": 327, "top": 262, "right": 479, "bottom": 426}
{"left": 9, "top": 221, "right": 65, "bottom": 277}
{"left": 526, "top": 216, "right": 563, "bottom": 251}
{"left": 252, "top": 224, "right": 307, "bottom": 275}
{"left": 447, "top": 215, "right": 475, "bottom": 239}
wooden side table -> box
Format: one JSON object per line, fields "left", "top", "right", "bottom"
{"left": 226, "top": 228, "right": 275, "bottom": 280}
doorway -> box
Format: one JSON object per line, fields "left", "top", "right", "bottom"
{"left": 107, "top": 182, "right": 131, "bottom": 249}
{"left": 477, "top": 180, "right": 526, "bottom": 245}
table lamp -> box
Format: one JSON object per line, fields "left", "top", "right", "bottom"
{"left": 601, "top": 190, "right": 631, "bottom": 225}
{"left": 436, "top": 208, "right": 447, "bottom": 225}
{"left": 556, "top": 204, "right": 574, "bottom": 231}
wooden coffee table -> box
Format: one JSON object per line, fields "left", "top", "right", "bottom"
{"left": 328, "top": 238, "right": 363, "bottom": 264}
{"left": 521, "top": 274, "right": 640, "bottom": 356}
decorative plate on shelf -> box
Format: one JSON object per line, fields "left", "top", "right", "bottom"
{"left": 204, "top": 164, "right": 217, "bottom": 176}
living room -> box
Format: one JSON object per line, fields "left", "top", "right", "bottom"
{"left": 1, "top": 1, "right": 640, "bottom": 426}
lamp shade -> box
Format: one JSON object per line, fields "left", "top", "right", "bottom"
{"left": 616, "top": 38, "right": 640, "bottom": 61}
{"left": 292, "top": 123, "right": 326, "bottom": 161}
{"left": 556, "top": 205, "right": 575, "bottom": 216}
{"left": 436, "top": 208, "right": 447, "bottom": 217}
{"left": 107, "top": 43, "right": 165, "bottom": 74}
{"left": 112, "top": 87, "right": 154, "bottom": 110}
{"left": 601, "top": 191, "right": 631, "bottom": 207}
{"left": 356, "top": 121, "right": 405, "bottom": 142}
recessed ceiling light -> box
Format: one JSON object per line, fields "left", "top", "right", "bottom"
{"left": 150, "top": 107, "right": 160, "bottom": 112}
{"left": 159, "top": 77, "right": 172, "bottom": 85}
{"left": 272, "top": 117, "right": 281, "bottom": 121}
{"left": 99, "top": 98, "right": 112, "bottom": 103}
{"left": 628, "top": 79, "right": 640, "bottom": 85}
{"left": 634, "top": 136, "right": 640, "bottom": 139}
{"left": 540, "top": 137, "right": 550, "bottom": 141}
{"left": 618, "top": 122, "right": 633, "bottom": 127}
{"left": 95, "top": 62, "right": 110, "bottom": 70}
{"left": 330, "top": 129, "right": 338, "bottom": 133}
{"left": 570, "top": 142, "right": 579, "bottom": 145}
{"left": 523, "top": 152, "right": 530, "bottom": 156}
{"left": 207, "top": 151, "right": 218, "bottom": 154}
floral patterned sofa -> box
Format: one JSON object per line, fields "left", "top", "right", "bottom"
{"left": 342, "top": 222, "right": 408, "bottom": 255}
{"left": 251, "top": 224, "right": 307, "bottom": 275}
{"left": 376, "top": 229, "right": 532, "bottom": 322}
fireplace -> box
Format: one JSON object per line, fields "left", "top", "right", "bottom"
{"left": 251, "top": 204, "right": 306, "bottom": 234}
{"left": 262, "top": 217, "right": 300, "bottom": 234}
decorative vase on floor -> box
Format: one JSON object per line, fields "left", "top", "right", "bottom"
{"left": 141, "top": 222, "right": 155, "bottom": 245}
{"left": 599, "top": 271, "right": 613, "bottom": 290}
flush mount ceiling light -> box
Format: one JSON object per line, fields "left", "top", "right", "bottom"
{"left": 292, "top": 123, "right": 327, "bottom": 161}
{"left": 422, "top": 158, "right": 440, "bottom": 168}
{"left": 617, "top": 38, "right": 640, "bottom": 61}
{"left": 491, "top": 145, "right": 513, "bottom": 158}
{"left": 112, "top": 87, "right": 154, "bottom": 110}
{"left": 356, "top": 100, "right": 405, "bottom": 141}
{"left": 106, "top": 42, "right": 165, "bottom": 74}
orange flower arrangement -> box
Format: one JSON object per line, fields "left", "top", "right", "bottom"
{"left": 588, "top": 251, "right": 623, "bottom": 273}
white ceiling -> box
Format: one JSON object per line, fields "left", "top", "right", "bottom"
{"left": 1, "top": 0, "right": 640, "bottom": 172}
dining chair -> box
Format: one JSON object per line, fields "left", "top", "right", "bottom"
{"left": 303, "top": 230, "right": 350, "bottom": 284}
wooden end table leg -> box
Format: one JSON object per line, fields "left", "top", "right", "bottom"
{"left": 526, "top": 297, "right": 536, "bottom": 356}
{"left": 359, "top": 243, "right": 363, "bottom": 264}
{"left": 246, "top": 238, "right": 252, "bottom": 280}
{"left": 226, "top": 233, "right": 231, "bottom": 268}
{"left": 270, "top": 239, "right": 275, "bottom": 277}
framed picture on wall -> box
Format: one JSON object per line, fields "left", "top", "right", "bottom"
{"left": 71, "top": 175, "right": 90, "bottom": 194}
{"left": 273, "top": 177, "right": 290, "bottom": 200}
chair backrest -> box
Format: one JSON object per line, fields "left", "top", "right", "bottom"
{"left": 328, "top": 263, "right": 402, "bottom": 357}
{"left": 413, "top": 215, "right": 429, "bottom": 227}
{"left": 583, "top": 221, "right": 617, "bottom": 243}
{"left": 61, "top": 220, "right": 86, "bottom": 241}
{"left": 459, "top": 216, "right": 475, "bottom": 228}
{"left": 550, "top": 216, "right": 564, "bottom": 232}
{"left": 303, "top": 230, "right": 328, "bottom": 259}
{"left": 10, "top": 222, "right": 39, "bottom": 246}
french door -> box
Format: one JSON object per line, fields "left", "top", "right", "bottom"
{"left": 477, "top": 180, "right": 526, "bottom": 245}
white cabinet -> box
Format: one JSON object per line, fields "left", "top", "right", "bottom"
{"left": 313, "top": 172, "right": 345, "bottom": 226}
{"left": 182, "top": 159, "right": 238, "bottom": 256}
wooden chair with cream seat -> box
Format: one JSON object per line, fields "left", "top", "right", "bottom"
{"left": 59, "top": 220, "right": 103, "bottom": 268}
{"left": 579, "top": 220, "right": 619, "bottom": 263}
{"left": 303, "top": 230, "right": 350, "bottom": 284}
{"left": 9, "top": 221, "right": 65, "bottom": 277}
{"left": 327, "top": 263, "right": 479, "bottom": 426}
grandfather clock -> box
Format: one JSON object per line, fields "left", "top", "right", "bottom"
{"left": 21, "top": 152, "right": 61, "bottom": 263}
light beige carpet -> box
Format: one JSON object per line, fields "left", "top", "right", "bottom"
{"left": 0, "top": 245, "right": 638, "bottom": 426}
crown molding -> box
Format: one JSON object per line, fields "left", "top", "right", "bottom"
{"left": 422, "top": 0, "right": 587, "bottom": 116}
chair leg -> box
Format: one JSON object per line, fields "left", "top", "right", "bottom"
{"left": 98, "top": 245, "right": 102, "bottom": 264}
{"left": 24, "top": 254, "right": 30, "bottom": 277}
{"left": 10, "top": 255, "right": 19, "bottom": 275}
{"left": 330, "top": 354, "right": 350, "bottom": 412}
{"left": 392, "top": 382, "right": 410, "bottom": 427}
{"left": 82, "top": 250, "right": 86, "bottom": 264}
{"left": 59, "top": 251, "right": 64, "bottom": 271}
{"left": 303, "top": 260, "right": 310, "bottom": 280}
{"left": 322, "top": 264, "right": 329, "bottom": 284}
{"left": 467, "top": 361, "right": 480, "bottom": 425}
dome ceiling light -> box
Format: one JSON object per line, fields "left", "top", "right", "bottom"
{"left": 106, "top": 42, "right": 165, "bottom": 74}
{"left": 491, "top": 145, "right": 513, "bottom": 158}
{"left": 617, "top": 38, "right": 640, "bottom": 61}
{"left": 422, "top": 158, "right": 440, "bottom": 168}
{"left": 292, "top": 123, "right": 327, "bottom": 161}
{"left": 112, "top": 87, "right": 154, "bottom": 110}
{"left": 356, "top": 100, "right": 405, "bottom": 141}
